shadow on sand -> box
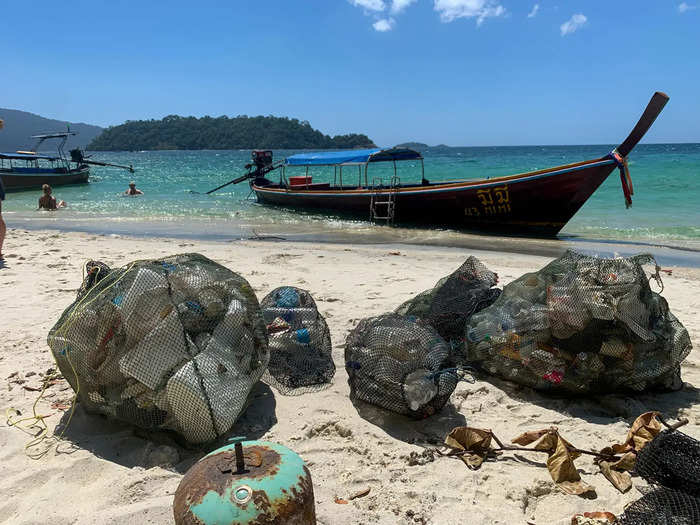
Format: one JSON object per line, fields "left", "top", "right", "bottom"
{"left": 350, "top": 396, "right": 466, "bottom": 446}
{"left": 479, "top": 374, "right": 699, "bottom": 425}
{"left": 52, "top": 381, "right": 278, "bottom": 474}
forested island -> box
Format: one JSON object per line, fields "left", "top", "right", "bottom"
{"left": 87, "top": 115, "right": 375, "bottom": 151}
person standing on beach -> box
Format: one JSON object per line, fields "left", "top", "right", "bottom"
{"left": 0, "top": 176, "right": 6, "bottom": 260}
{"left": 38, "top": 184, "right": 67, "bottom": 210}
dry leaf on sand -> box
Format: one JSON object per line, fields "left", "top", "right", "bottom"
{"left": 534, "top": 431, "right": 595, "bottom": 496}
{"left": 610, "top": 411, "right": 662, "bottom": 454}
{"left": 511, "top": 429, "right": 550, "bottom": 446}
{"left": 444, "top": 427, "right": 494, "bottom": 469}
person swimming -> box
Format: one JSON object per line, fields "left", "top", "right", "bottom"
{"left": 125, "top": 181, "right": 144, "bottom": 196}
{"left": 38, "top": 184, "right": 67, "bottom": 210}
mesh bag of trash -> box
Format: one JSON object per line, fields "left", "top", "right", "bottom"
{"left": 47, "top": 253, "right": 269, "bottom": 443}
{"left": 345, "top": 313, "right": 458, "bottom": 418}
{"left": 396, "top": 256, "right": 501, "bottom": 345}
{"left": 463, "top": 251, "right": 691, "bottom": 393}
{"left": 616, "top": 487, "right": 700, "bottom": 525}
{"left": 635, "top": 429, "right": 700, "bottom": 497}
{"left": 259, "top": 286, "right": 334, "bottom": 395}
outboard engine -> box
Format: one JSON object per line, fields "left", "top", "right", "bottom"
{"left": 252, "top": 150, "right": 273, "bottom": 170}
{"left": 70, "top": 148, "right": 85, "bottom": 164}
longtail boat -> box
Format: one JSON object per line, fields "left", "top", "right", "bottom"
{"left": 0, "top": 131, "right": 133, "bottom": 192}
{"left": 211, "top": 92, "right": 668, "bottom": 237}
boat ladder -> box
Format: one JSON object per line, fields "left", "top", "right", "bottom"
{"left": 370, "top": 176, "right": 399, "bottom": 225}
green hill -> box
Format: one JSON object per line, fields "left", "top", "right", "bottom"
{"left": 88, "top": 115, "right": 375, "bottom": 151}
{"left": 0, "top": 108, "right": 103, "bottom": 151}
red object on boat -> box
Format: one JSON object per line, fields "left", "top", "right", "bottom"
{"left": 289, "top": 176, "right": 312, "bottom": 187}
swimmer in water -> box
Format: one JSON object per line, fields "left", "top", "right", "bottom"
{"left": 125, "top": 181, "right": 144, "bottom": 196}
{"left": 38, "top": 184, "right": 67, "bottom": 210}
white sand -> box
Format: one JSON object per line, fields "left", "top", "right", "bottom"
{"left": 0, "top": 228, "right": 698, "bottom": 524}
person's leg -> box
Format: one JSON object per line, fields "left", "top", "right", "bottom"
{"left": 0, "top": 201, "right": 5, "bottom": 258}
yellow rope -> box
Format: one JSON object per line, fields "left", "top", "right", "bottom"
{"left": 6, "top": 260, "right": 138, "bottom": 459}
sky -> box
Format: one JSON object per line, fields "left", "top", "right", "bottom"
{"left": 1, "top": 0, "right": 699, "bottom": 146}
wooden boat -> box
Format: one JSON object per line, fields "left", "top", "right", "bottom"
{"left": 215, "top": 92, "right": 668, "bottom": 237}
{"left": 0, "top": 131, "right": 133, "bottom": 192}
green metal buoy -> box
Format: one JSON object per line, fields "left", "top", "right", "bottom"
{"left": 173, "top": 437, "right": 316, "bottom": 524}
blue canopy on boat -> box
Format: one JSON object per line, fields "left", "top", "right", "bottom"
{"left": 285, "top": 147, "right": 422, "bottom": 166}
{"left": 0, "top": 152, "right": 60, "bottom": 161}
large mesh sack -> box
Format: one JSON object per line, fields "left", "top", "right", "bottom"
{"left": 345, "top": 313, "right": 458, "bottom": 418}
{"left": 616, "top": 487, "right": 700, "bottom": 525}
{"left": 47, "top": 253, "right": 269, "bottom": 443}
{"left": 464, "top": 251, "right": 691, "bottom": 393}
{"left": 396, "top": 256, "right": 501, "bottom": 345}
{"left": 635, "top": 429, "right": 700, "bottom": 497}
{"left": 259, "top": 286, "right": 335, "bottom": 395}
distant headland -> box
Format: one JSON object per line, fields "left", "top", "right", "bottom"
{"left": 395, "top": 142, "right": 452, "bottom": 151}
{"left": 87, "top": 115, "right": 375, "bottom": 151}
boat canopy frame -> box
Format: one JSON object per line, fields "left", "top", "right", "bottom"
{"left": 280, "top": 147, "right": 425, "bottom": 189}
{"left": 0, "top": 132, "right": 77, "bottom": 172}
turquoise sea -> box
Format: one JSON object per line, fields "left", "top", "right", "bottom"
{"left": 3, "top": 144, "right": 700, "bottom": 260}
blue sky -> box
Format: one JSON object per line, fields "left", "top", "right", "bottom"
{"left": 1, "top": 1, "right": 698, "bottom": 146}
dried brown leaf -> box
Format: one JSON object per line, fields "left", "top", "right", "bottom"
{"left": 444, "top": 427, "right": 493, "bottom": 469}
{"left": 605, "top": 411, "right": 663, "bottom": 456}
{"left": 571, "top": 511, "right": 617, "bottom": 524}
{"left": 545, "top": 434, "right": 595, "bottom": 496}
{"left": 511, "top": 429, "right": 550, "bottom": 446}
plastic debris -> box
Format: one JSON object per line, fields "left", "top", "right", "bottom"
{"left": 464, "top": 251, "right": 692, "bottom": 393}
{"left": 47, "top": 254, "right": 269, "bottom": 443}
{"left": 260, "top": 286, "right": 335, "bottom": 395}
{"left": 396, "top": 256, "right": 501, "bottom": 345}
{"left": 345, "top": 313, "right": 458, "bottom": 418}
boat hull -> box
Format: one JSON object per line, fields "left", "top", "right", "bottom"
{"left": 0, "top": 167, "right": 90, "bottom": 192}
{"left": 252, "top": 158, "right": 617, "bottom": 237}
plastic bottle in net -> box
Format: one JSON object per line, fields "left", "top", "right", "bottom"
{"left": 396, "top": 256, "right": 501, "bottom": 345}
{"left": 47, "top": 253, "right": 269, "bottom": 443}
{"left": 259, "top": 286, "right": 335, "bottom": 395}
{"left": 616, "top": 487, "right": 700, "bottom": 525}
{"left": 635, "top": 429, "right": 700, "bottom": 497}
{"left": 463, "top": 251, "right": 692, "bottom": 393}
{"left": 345, "top": 313, "right": 458, "bottom": 418}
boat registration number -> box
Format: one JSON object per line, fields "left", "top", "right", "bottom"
{"left": 465, "top": 185, "right": 511, "bottom": 217}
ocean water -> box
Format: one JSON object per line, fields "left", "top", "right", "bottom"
{"left": 3, "top": 144, "right": 700, "bottom": 251}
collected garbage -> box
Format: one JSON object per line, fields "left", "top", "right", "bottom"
{"left": 616, "top": 486, "right": 700, "bottom": 525}
{"left": 345, "top": 313, "right": 458, "bottom": 418}
{"left": 464, "top": 251, "right": 692, "bottom": 393}
{"left": 635, "top": 428, "right": 700, "bottom": 497}
{"left": 47, "top": 254, "right": 270, "bottom": 443}
{"left": 396, "top": 256, "right": 501, "bottom": 345}
{"left": 260, "top": 286, "right": 335, "bottom": 395}
{"left": 617, "top": 420, "right": 700, "bottom": 523}
{"left": 174, "top": 437, "right": 316, "bottom": 524}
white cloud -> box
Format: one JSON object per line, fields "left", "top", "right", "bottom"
{"left": 373, "top": 17, "right": 395, "bottom": 31}
{"left": 390, "top": 0, "right": 417, "bottom": 14}
{"left": 678, "top": 2, "right": 696, "bottom": 13}
{"left": 527, "top": 4, "right": 539, "bottom": 18}
{"left": 434, "top": 0, "right": 506, "bottom": 25}
{"left": 560, "top": 13, "right": 587, "bottom": 36}
{"left": 350, "top": 0, "right": 385, "bottom": 12}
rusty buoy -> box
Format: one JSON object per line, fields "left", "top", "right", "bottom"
{"left": 174, "top": 437, "right": 316, "bottom": 524}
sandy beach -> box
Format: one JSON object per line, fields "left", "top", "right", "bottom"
{"left": 0, "top": 227, "right": 698, "bottom": 525}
